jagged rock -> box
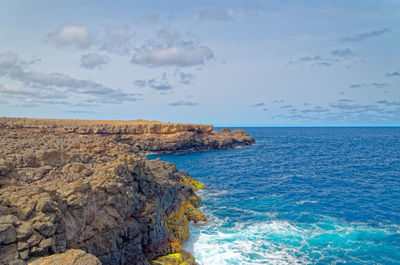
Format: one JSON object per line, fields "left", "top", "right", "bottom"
{"left": 30, "top": 237, "right": 55, "bottom": 257}
{"left": 28, "top": 249, "right": 101, "bottom": 265}
{"left": 9, "top": 259, "right": 25, "bottom": 265}
{"left": 0, "top": 223, "right": 16, "bottom": 244}
{"left": 16, "top": 222, "right": 33, "bottom": 241}
{"left": 0, "top": 243, "right": 18, "bottom": 263}
{"left": 0, "top": 215, "right": 20, "bottom": 226}
{"left": 0, "top": 118, "right": 254, "bottom": 265}
{"left": 32, "top": 221, "right": 56, "bottom": 237}
{"left": 19, "top": 248, "right": 29, "bottom": 260}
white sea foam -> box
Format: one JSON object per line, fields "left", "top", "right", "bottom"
{"left": 186, "top": 220, "right": 310, "bottom": 265}
{"left": 296, "top": 200, "right": 318, "bottom": 205}
{"left": 185, "top": 215, "right": 399, "bottom": 265}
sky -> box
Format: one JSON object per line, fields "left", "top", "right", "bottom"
{"left": 0, "top": 0, "right": 400, "bottom": 126}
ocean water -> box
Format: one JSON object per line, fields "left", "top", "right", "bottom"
{"left": 150, "top": 128, "right": 400, "bottom": 265}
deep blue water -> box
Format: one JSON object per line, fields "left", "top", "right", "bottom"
{"left": 150, "top": 128, "right": 400, "bottom": 264}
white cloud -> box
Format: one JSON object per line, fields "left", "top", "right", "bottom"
{"left": 131, "top": 42, "right": 214, "bottom": 67}
{"left": 0, "top": 52, "right": 141, "bottom": 104}
{"left": 48, "top": 25, "right": 93, "bottom": 48}
{"left": 80, "top": 53, "right": 109, "bottom": 69}
{"left": 131, "top": 31, "right": 214, "bottom": 67}
{"left": 0, "top": 52, "right": 18, "bottom": 68}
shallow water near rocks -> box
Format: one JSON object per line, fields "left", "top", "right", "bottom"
{"left": 150, "top": 128, "right": 400, "bottom": 265}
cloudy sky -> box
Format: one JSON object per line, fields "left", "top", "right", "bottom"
{"left": 1, "top": 0, "right": 400, "bottom": 126}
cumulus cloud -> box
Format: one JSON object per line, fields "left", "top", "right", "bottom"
{"left": 131, "top": 30, "right": 214, "bottom": 67}
{"left": 80, "top": 53, "right": 109, "bottom": 69}
{"left": 168, "top": 101, "right": 198, "bottom": 106}
{"left": 0, "top": 52, "right": 18, "bottom": 68}
{"left": 0, "top": 52, "right": 141, "bottom": 104}
{"left": 48, "top": 25, "right": 93, "bottom": 48}
{"left": 342, "top": 28, "right": 389, "bottom": 42}
{"left": 132, "top": 42, "right": 214, "bottom": 67}
{"left": 386, "top": 71, "right": 400, "bottom": 77}
{"left": 199, "top": 8, "right": 234, "bottom": 22}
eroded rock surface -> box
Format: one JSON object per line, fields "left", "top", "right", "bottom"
{"left": 0, "top": 118, "right": 254, "bottom": 264}
{"left": 28, "top": 249, "right": 101, "bottom": 265}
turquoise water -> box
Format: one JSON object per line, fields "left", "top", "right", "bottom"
{"left": 150, "top": 128, "right": 400, "bottom": 264}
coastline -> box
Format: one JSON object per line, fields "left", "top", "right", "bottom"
{"left": 0, "top": 118, "right": 254, "bottom": 265}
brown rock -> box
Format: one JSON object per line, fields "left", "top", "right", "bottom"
{"left": 0, "top": 223, "right": 16, "bottom": 244}
{"left": 0, "top": 117, "right": 255, "bottom": 264}
{"left": 32, "top": 221, "right": 56, "bottom": 237}
{"left": 30, "top": 237, "right": 54, "bottom": 257}
{"left": 9, "top": 259, "right": 26, "bottom": 265}
{"left": 16, "top": 222, "right": 33, "bottom": 241}
{"left": 28, "top": 249, "right": 101, "bottom": 265}
{"left": 0, "top": 243, "right": 18, "bottom": 262}
{"left": 0, "top": 215, "right": 20, "bottom": 226}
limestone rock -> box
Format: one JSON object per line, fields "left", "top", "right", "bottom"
{"left": 0, "top": 223, "right": 16, "bottom": 244}
{"left": 0, "top": 117, "right": 254, "bottom": 265}
{"left": 16, "top": 222, "right": 33, "bottom": 241}
{"left": 28, "top": 249, "right": 101, "bottom": 265}
{"left": 0, "top": 243, "right": 18, "bottom": 263}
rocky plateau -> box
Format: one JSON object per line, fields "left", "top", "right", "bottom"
{"left": 0, "top": 117, "right": 254, "bottom": 265}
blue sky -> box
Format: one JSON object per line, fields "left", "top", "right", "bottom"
{"left": 0, "top": 0, "right": 399, "bottom": 126}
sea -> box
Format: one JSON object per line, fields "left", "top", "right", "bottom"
{"left": 150, "top": 128, "right": 400, "bottom": 265}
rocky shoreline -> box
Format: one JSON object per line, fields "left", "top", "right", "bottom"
{"left": 0, "top": 118, "right": 254, "bottom": 265}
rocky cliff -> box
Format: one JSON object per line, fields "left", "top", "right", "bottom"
{"left": 0, "top": 118, "right": 254, "bottom": 265}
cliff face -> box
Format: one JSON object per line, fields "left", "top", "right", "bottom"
{"left": 0, "top": 118, "right": 254, "bottom": 265}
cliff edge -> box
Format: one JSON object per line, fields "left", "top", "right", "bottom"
{"left": 0, "top": 118, "right": 254, "bottom": 265}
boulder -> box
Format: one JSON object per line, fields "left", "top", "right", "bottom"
{"left": 28, "top": 249, "right": 101, "bottom": 265}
